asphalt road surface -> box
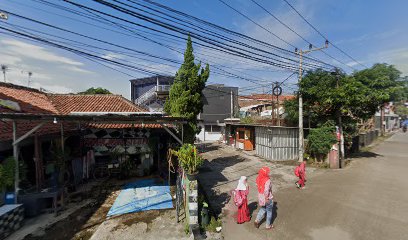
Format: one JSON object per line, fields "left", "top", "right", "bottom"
{"left": 271, "top": 132, "right": 408, "bottom": 240}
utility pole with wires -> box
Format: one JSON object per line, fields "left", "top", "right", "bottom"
{"left": 275, "top": 81, "right": 281, "bottom": 126}
{"left": 296, "top": 41, "right": 329, "bottom": 162}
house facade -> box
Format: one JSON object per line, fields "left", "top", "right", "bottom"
{"left": 130, "top": 75, "right": 174, "bottom": 112}
{"left": 196, "top": 84, "right": 239, "bottom": 142}
{"left": 0, "top": 82, "right": 184, "bottom": 219}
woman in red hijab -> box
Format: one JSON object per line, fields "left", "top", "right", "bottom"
{"left": 295, "top": 159, "right": 307, "bottom": 189}
{"left": 254, "top": 166, "right": 274, "bottom": 229}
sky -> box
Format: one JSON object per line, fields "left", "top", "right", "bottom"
{"left": 0, "top": 0, "right": 407, "bottom": 99}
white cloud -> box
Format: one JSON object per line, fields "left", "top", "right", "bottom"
{"left": 373, "top": 48, "right": 408, "bottom": 75}
{"left": 1, "top": 39, "right": 84, "bottom": 66}
{"left": 61, "top": 65, "right": 93, "bottom": 74}
{"left": 241, "top": 1, "right": 313, "bottom": 48}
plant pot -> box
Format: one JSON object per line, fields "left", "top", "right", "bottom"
{"left": 186, "top": 172, "right": 198, "bottom": 181}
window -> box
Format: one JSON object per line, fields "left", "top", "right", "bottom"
{"left": 205, "top": 125, "right": 221, "bottom": 133}
{"left": 211, "top": 125, "right": 221, "bottom": 133}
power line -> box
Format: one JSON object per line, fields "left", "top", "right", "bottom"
{"left": 29, "top": 0, "right": 332, "bottom": 71}
{"left": 249, "top": 0, "right": 356, "bottom": 71}
{"left": 281, "top": 0, "right": 367, "bottom": 68}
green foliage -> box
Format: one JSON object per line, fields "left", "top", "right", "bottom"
{"left": 0, "top": 157, "right": 16, "bottom": 190}
{"left": 307, "top": 125, "right": 337, "bottom": 161}
{"left": 283, "top": 98, "right": 299, "bottom": 125}
{"left": 164, "top": 35, "right": 210, "bottom": 143}
{"left": 298, "top": 64, "right": 402, "bottom": 156}
{"left": 79, "top": 87, "right": 112, "bottom": 95}
{"left": 395, "top": 104, "right": 408, "bottom": 116}
{"left": 206, "top": 216, "right": 222, "bottom": 232}
{"left": 184, "top": 222, "right": 190, "bottom": 235}
{"left": 240, "top": 116, "right": 254, "bottom": 124}
{"left": 172, "top": 144, "right": 204, "bottom": 174}
{"left": 351, "top": 64, "right": 401, "bottom": 117}
{"left": 50, "top": 142, "right": 71, "bottom": 185}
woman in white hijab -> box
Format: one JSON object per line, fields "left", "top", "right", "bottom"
{"left": 233, "top": 176, "right": 250, "bottom": 224}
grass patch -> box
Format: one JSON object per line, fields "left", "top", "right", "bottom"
{"left": 205, "top": 216, "right": 222, "bottom": 233}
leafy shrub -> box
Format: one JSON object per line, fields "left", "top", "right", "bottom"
{"left": 172, "top": 144, "right": 204, "bottom": 174}
{"left": 206, "top": 216, "right": 222, "bottom": 232}
{"left": 307, "top": 125, "right": 337, "bottom": 162}
{"left": 0, "top": 157, "right": 16, "bottom": 190}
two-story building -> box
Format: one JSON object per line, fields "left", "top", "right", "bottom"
{"left": 196, "top": 84, "right": 239, "bottom": 142}
{"left": 130, "top": 76, "right": 238, "bottom": 142}
{"left": 130, "top": 75, "right": 174, "bottom": 112}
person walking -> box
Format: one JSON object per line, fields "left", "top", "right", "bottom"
{"left": 232, "top": 176, "right": 250, "bottom": 224}
{"left": 295, "top": 159, "right": 307, "bottom": 189}
{"left": 254, "top": 166, "right": 274, "bottom": 230}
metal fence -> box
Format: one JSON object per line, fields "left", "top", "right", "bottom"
{"left": 255, "top": 126, "right": 299, "bottom": 161}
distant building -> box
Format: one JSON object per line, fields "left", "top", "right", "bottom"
{"left": 196, "top": 84, "right": 239, "bottom": 142}
{"left": 239, "top": 94, "right": 295, "bottom": 119}
{"left": 130, "top": 75, "right": 174, "bottom": 112}
{"left": 130, "top": 78, "right": 238, "bottom": 142}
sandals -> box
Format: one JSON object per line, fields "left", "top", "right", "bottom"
{"left": 266, "top": 225, "right": 274, "bottom": 230}
{"left": 254, "top": 221, "right": 260, "bottom": 229}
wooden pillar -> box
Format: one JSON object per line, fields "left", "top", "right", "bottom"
{"left": 34, "top": 134, "right": 40, "bottom": 190}
{"left": 12, "top": 121, "right": 19, "bottom": 203}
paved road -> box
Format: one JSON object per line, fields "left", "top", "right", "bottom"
{"left": 223, "top": 132, "right": 408, "bottom": 240}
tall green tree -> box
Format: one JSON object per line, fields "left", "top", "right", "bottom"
{"left": 164, "top": 36, "right": 210, "bottom": 143}
{"left": 352, "top": 63, "right": 401, "bottom": 115}
{"left": 79, "top": 87, "right": 112, "bottom": 95}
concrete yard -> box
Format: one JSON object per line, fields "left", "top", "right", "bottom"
{"left": 200, "top": 132, "right": 408, "bottom": 240}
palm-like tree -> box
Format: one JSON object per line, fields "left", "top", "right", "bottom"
{"left": 1, "top": 64, "right": 8, "bottom": 82}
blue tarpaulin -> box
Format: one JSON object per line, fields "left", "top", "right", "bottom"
{"left": 107, "top": 178, "right": 173, "bottom": 217}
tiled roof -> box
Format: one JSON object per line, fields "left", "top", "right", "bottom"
{"left": 239, "top": 94, "right": 295, "bottom": 108}
{"left": 0, "top": 83, "right": 156, "bottom": 142}
{"left": 0, "top": 83, "right": 59, "bottom": 114}
{"left": 48, "top": 94, "right": 146, "bottom": 114}
{"left": 85, "top": 123, "right": 162, "bottom": 129}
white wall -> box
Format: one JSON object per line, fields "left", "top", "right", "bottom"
{"left": 196, "top": 123, "right": 224, "bottom": 142}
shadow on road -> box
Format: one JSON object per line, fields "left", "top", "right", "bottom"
{"left": 349, "top": 151, "right": 383, "bottom": 159}
{"left": 197, "top": 147, "right": 247, "bottom": 215}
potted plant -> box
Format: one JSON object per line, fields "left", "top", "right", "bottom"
{"left": 172, "top": 144, "right": 204, "bottom": 181}
{"left": 0, "top": 156, "right": 16, "bottom": 204}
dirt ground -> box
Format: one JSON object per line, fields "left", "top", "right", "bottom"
{"left": 21, "top": 177, "right": 190, "bottom": 240}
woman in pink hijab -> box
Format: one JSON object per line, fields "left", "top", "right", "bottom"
{"left": 254, "top": 166, "right": 274, "bottom": 229}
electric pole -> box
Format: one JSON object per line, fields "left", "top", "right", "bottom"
{"left": 271, "top": 82, "right": 275, "bottom": 122}
{"left": 332, "top": 68, "right": 344, "bottom": 167}
{"left": 296, "top": 41, "right": 329, "bottom": 162}
{"left": 275, "top": 81, "right": 281, "bottom": 126}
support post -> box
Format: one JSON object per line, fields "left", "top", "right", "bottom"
{"left": 230, "top": 90, "right": 233, "bottom": 118}
{"left": 12, "top": 121, "right": 19, "bottom": 203}
{"left": 296, "top": 42, "right": 329, "bottom": 162}
{"left": 161, "top": 124, "right": 183, "bottom": 145}
{"left": 34, "top": 134, "right": 40, "bottom": 190}
{"left": 380, "top": 105, "right": 385, "bottom": 136}
{"left": 60, "top": 123, "right": 64, "bottom": 153}
{"left": 298, "top": 50, "right": 304, "bottom": 162}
